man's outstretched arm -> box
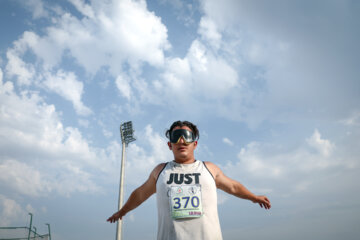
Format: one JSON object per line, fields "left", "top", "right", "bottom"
{"left": 107, "top": 163, "right": 165, "bottom": 223}
{"left": 205, "top": 162, "right": 271, "bottom": 209}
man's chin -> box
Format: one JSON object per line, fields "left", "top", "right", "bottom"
{"left": 174, "top": 155, "right": 188, "bottom": 161}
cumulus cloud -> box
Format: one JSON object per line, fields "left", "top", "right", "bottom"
{"left": 43, "top": 70, "right": 92, "bottom": 116}
{"left": 222, "top": 137, "right": 234, "bottom": 146}
{"left": 5, "top": 35, "right": 36, "bottom": 86}
{"left": 187, "top": 40, "right": 238, "bottom": 97}
{"left": 115, "top": 74, "right": 132, "bottom": 100}
{"left": 23, "top": 0, "right": 49, "bottom": 19}
{"left": 236, "top": 142, "right": 282, "bottom": 178}
{"left": 5, "top": 31, "right": 92, "bottom": 116}
{"left": 197, "top": 0, "right": 360, "bottom": 125}
{"left": 11, "top": 0, "right": 358, "bottom": 127}
{"left": 68, "top": 0, "right": 95, "bottom": 18}
{"left": 198, "top": 16, "right": 222, "bottom": 49}
{"left": 23, "top": 0, "right": 169, "bottom": 74}
{"left": 0, "top": 195, "right": 27, "bottom": 226}
{"left": 238, "top": 130, "right": 337, "bottom": 176}
{"left": 156, "top": 39, "right": 239, "bottom": 114}
{"left": 0, "top": 74, "right": 101, "bottom": 197}
{"left": 0, "top": 70, "right": 172, "bottom": 197}
{"left": 220, "top": 129, "right": 353, "bottom": 197}
{"left": 5, "top": 0, "right": 171, "bottom": 116}
{"left": 0, "top": 159, "right": 50, "bottom": 197}
{"left": 306, "top": 129, "right": 335, "bottom": 157}
{"left": 340, "top": 111, "right": 360, "bottom": 126}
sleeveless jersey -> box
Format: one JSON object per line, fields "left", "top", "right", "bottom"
{"left": 156, "top": 160, "right": 223, "bottom": 240}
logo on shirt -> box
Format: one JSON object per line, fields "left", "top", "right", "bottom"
{"left": 166, "top": 173, "right": 201, "bottom": 185}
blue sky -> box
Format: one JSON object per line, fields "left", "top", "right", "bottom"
{"left": 0, "top": 0, "right": 359, "bottom": 239}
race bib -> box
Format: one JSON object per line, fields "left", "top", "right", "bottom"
{"left": 169, "top": 185, "right": 203, "bottom": 219}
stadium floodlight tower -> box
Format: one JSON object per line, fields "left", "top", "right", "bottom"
{"left": 116, "top": 121, "right": 136, "bottom": 240}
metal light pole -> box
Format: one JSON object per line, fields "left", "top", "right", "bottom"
{"left": 116, "top": 121, "right": 136, "bottom": 240}
{"left": 27, "top": 213, "right": 33, "bottom": 240}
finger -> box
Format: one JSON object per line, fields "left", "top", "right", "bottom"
{"left": 108, "top": 216, "right": 116, "bottom": 223}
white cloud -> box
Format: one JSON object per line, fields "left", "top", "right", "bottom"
{"left": 219, "top": 128, "right": 356, "bottom": 196}
{"left": 21, "top": 0, "right": 170, "bottom": 75}
{"left": 197, "top": 0, "right": 360, "bottom": 125}
{"left": 340, "top": 111, "right": 360, "bottom": 126}
{"left": 0, "top": 73, "right": 173, "bottom": 196}
{"left": 115, "top": 74, "right": 132, "bottom": 100}
{"left": 198, "top": 16, "right": 222, "bottom": 49}
{"left": 235, "top": 130, "right": 338, "bottom": 178}
{"left": 306, "top": 129, "right": 335, "bottom": 157}
{"left": 43, "top": 70, "right": 92, "bottom": 116}
{"left": 68, "top": 0, "right": 95, "bottom": 18}
{"left": 159, "top": 39, "right": 239, "bottom": 109}
{"left": 236, "top": 142, "right": 282, "bottom": 178}
{"left": 112, "top": 35, "right": 241, "bottom": 114}
{"left": 0, "top": 159, "right": 50, "bottom": 197}
{"left": 5, "top": 0, "right": 171, "bottom": 117}
{"left": 0, "top": 195, "right": 27, "bottom": 226}
{"left": 222, "top": 137, "right": 234, "bottom": 146}
{"left": 5, "top": 35, "right": 36, "bottom": 86}
{"left": 23, "top": 0, "right": 49, "bottom": 19}
{"left": 5, "top": 32, "right": 91, "bottom": 116}
{"left": 0, "top": 76, "right": 102, "bottom": 197}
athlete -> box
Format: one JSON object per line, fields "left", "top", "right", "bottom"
{"left": 107, "top": 120, "right": 271, "bottom": 239}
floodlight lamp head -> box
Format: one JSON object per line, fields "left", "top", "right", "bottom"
{"left": 120, "top": 121, "right": 136, "bottom": 146}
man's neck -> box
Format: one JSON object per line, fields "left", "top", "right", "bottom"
{"left": 174, "top": 157, "right": 196, "bottom": 164}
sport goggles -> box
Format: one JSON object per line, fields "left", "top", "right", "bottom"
{"left": 170, "top": 129, "right": 196, "bottom": 144}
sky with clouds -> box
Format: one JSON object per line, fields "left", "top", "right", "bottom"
{"left": 0, "top": 0, "right": 359, "bottom": 239}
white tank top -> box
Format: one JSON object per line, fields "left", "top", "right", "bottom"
{"left": 156, "top": 160, "right": 223, "bottom": 240}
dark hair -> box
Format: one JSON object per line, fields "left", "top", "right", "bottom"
{"left": 165, "top": 120, "right": 200, "bottom": 140}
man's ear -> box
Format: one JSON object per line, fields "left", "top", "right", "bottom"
{"left": 167, "top": 141, "right": 172, "bottom": 150}
{"left": 193, "top": 141, "right": 198, "bottom": 149}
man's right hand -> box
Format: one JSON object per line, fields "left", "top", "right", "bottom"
{"left": 253, "top": 195, "right": 271, "bottom": 209}
{"left": 107, "top": 210, "right": 125, "bottom": 223}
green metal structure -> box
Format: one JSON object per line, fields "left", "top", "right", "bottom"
{"left": 0, "top": 213, "right": 51, "bottom": 240}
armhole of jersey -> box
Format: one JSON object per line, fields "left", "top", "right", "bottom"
{"left": 155, "top": 162, "right": 168, "bottom": 185}
{"left": 203, "top": 161, "right": 215, "bottom": 182}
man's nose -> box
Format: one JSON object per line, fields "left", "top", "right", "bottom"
{"left": 178, "top": 136, "right": 185, "bottom": 144}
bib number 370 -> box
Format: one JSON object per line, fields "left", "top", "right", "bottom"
{"left": 173, "top": 196, "right": 200, "bottom": 209}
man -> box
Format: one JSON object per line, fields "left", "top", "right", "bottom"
{"left": 107, "top": 120, "right": 271, "bottom": 239}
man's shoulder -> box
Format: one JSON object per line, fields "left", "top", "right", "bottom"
{"left": 203, "top": 161, "right": 218, "bottom": 169}
{"left": 154, "top": 162, "right": 168, "bottom": 170}
{"left": 203, "top": 161, "right": 221, "bottom": 179}
{"left": 151, "top": 162, "right": 168, "bottom": 180}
